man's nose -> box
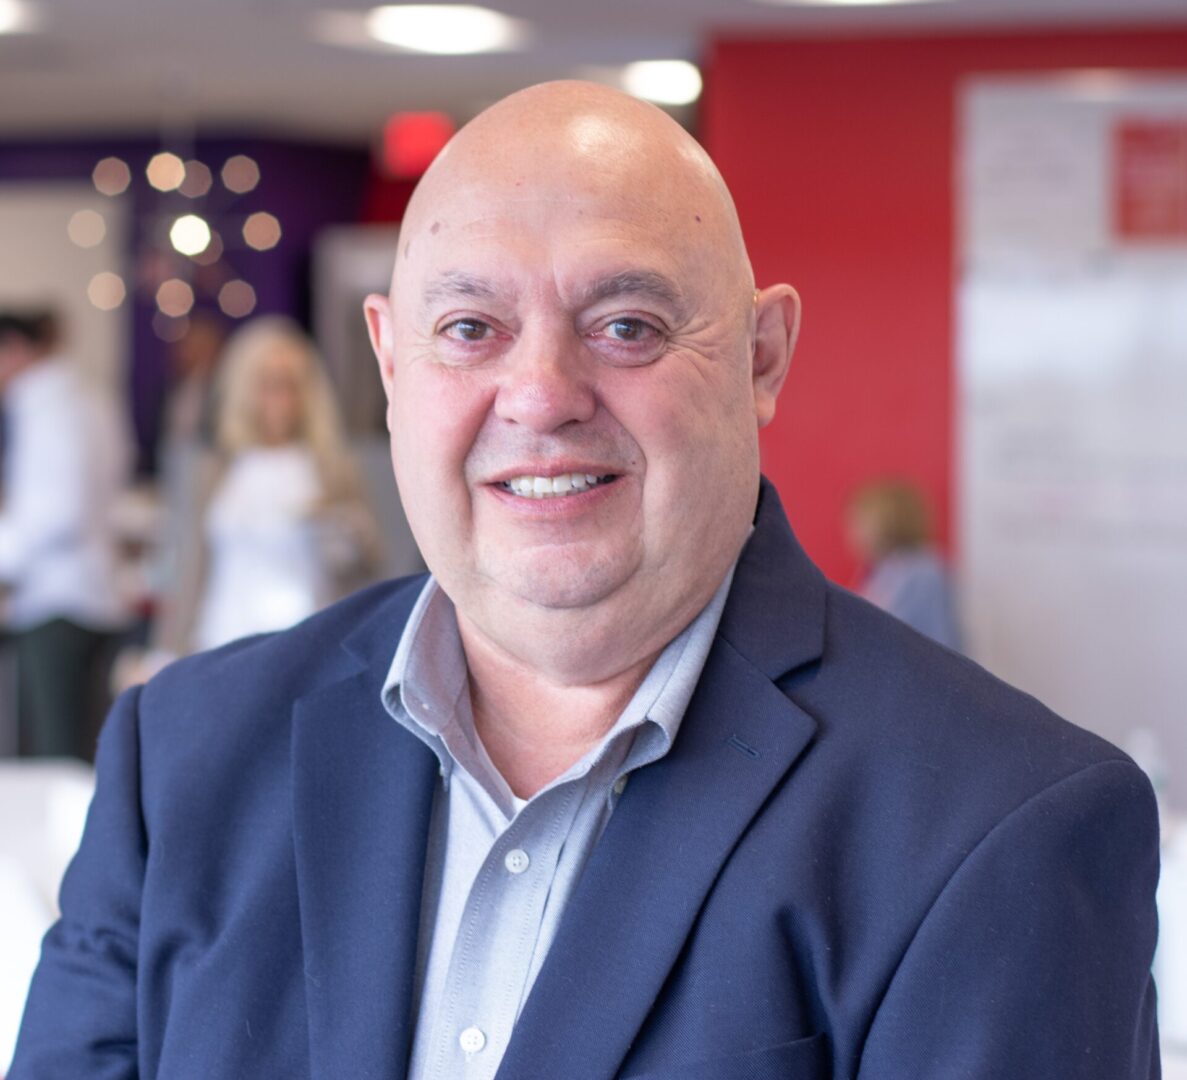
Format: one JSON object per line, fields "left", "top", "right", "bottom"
{"left": 492, "top": 329, "right": 597, "bottom": 433}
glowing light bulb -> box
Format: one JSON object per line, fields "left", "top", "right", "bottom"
{"left": 218, "top": 279, "right": 258, "bottom": 318}
{"left": 222, "top": 155, "right": 260, "bottom": 194}
{"left": 67, "top": 209, "right": 106, "bottom": 248}
{"left": 156, "top": 278, "right": 195, "bottom": 318}
{"left": 170, "top": 214, "right": 212, "bottom": 257}
{"left": 243, "top": 211, "right": 282, "bottom": 251}
{"left": 87, "top": 272, "right": 126, "bottom": 311}
{"left": 92, "top": 157, "right": 131, "bottom": 196}
{"left": 146, "top": 152, "right": 186, "bottom": 192}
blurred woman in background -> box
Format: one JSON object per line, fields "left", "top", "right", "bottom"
{"left": 846, "top": 479, "right": 963, "bottom": 652}
{"left": 153, "top": 316, "right": 379, "bottom": 657}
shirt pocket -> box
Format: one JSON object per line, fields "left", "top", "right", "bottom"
{"left": 620, "top": 1032, "right": 829, "bottom": 1080}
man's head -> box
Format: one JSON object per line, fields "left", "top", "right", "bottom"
{"left": 365, "top": 81, "right": 800, "bottom": 681}
{"left": 0, "top": 309, "right": 58, "bottom": 391}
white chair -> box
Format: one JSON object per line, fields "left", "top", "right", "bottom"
{"left": 0, "top": 758, "right": 95, "bottom": 1074}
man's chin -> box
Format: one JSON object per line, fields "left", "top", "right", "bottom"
{"left": 508, "top": 574, "right": 623, "bottom": 612}
{"left": 468, "top": 539, "right": 642, "bottom": 614}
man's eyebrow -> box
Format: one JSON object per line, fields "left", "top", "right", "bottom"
{"left": 421, "top": 271, "right": 501, "bottom": 308}
{"left": 577, "top": 270, "right": 686, "bottom": 311}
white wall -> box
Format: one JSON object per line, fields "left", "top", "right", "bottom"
{"left": 959, "top": 77, "right": 1187, "bottom": 809}
{"left": 0, "top": 181, "right": 129, "bottom": 385}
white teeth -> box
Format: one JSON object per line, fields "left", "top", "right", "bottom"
{"left": 502, "top": 472, "right": 613, "bottom": 499}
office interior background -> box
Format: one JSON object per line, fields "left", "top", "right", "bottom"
{"left": 1, "top": 0, "right": 1186, "bottom": 1071}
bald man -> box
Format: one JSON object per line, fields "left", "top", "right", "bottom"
{"left": 12, "top": 83, "right": 1158, "bottom": 1080}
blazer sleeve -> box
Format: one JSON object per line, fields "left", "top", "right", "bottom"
{"left": 857, "top": 758, "right": 1160, "bottom": 1079}
{"left": 9, "top": 687, "right": 146, "bottom": 1080}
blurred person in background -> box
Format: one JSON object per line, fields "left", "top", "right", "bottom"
{"left": 0, "top": 309, "right": 132, "bottom": 759}
{"left": 150, "top": 316, "right": 379, "bottom": 660}
{"left": 847, "top": 478, "right": 962, "bottom": 650}
{"left": 161, "top": 309, "right": 226, "bottom": 449}
{"left": 139, "top": 311, "right": 229, "bottom": 641}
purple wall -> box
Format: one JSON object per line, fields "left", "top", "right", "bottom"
{"left": 0, "top": 134, "right": 370, "bottom": 472}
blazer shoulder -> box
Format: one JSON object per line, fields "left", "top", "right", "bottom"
{"left": 798, "top": 583, "right": 1138, "bottom": 821}
{"left": 135, "top": 573, "right": 427, "bottom": 773}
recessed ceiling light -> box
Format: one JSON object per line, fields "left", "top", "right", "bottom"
{"left": 622, "top": 61, "right": 703, "bottom": 107}
{"left": 0, "top": 0, "right": 34, "bottom": 34}
{"left": 758, "top": 0, "right": 951, "bottom": 6}
{"left": 364, "top": 5, "right": 527, "bottom": 55}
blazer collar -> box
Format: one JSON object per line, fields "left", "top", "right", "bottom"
{"left": 341, "top": 574, "right": 430, "bottom": 673}
{"left": 292, "top": 577, "right": 436, "bottom": 1080}
{"left": 719, "top": 475, "right": 828, "bottom": 681}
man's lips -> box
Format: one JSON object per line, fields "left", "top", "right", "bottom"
{"left": 493, "top": 471, "right": 620, "bottom": 500}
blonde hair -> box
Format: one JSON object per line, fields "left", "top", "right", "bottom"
{"left": 848, "top": 480, "right": 933, "bottom": 559}
{"left": 212, "top": 316, "right": 362, "bottom": 502}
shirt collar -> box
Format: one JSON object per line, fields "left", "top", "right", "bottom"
{"left": 382, "top": 555, "right": 741, "bottom": 803}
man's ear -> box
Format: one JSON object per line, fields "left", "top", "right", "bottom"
{"left": 752, "top": 284, "right": 801, "bottom": 429}
{"left": 363, "top": 293, "right": 395, "bottom": 397}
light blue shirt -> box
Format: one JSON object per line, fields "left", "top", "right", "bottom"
{"left": 382, "top": 564, "right": 739, "bottom": 1080}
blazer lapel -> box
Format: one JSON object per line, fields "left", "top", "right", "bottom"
{"left": 496, "top": 479, "right": 827, "bottom": 1080}
{"left": 292, "top": 585, "right": 439, "bottom": 1080}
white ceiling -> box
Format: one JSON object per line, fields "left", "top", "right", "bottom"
{"left": 0, "top": 0, "right": 1184, "bottom": 142}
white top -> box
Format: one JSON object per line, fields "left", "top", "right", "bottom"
{"left": 193, "top": 445, "right": 330, "bottom": 651}
{"left": 0, "top": 358, "right": 131, "bottom": 631}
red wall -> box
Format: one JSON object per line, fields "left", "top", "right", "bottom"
{"left": 702, "top": 26, "right": 1187, "bottom": 583}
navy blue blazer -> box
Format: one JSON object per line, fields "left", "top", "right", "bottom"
{"left": 12, "top": 480, "right": 1159, "bottom": 1079}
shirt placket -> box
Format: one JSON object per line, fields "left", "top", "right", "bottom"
{"left": 423, "top": 779, "right": 585, "bottom": 1080}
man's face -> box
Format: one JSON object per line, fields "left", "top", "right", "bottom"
{"left": 367, "top": 104, "right": 793, "bottom": 672}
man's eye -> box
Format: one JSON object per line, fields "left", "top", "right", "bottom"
{"left": 442, "top": 318, "right": 491, "bottom": 342}
{"left": 603, "top": 318, "right": 657, "bottom": 342}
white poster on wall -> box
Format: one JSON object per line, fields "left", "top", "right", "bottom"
{"left": 959, "top": 76, "right": 1187, "bottom": 808}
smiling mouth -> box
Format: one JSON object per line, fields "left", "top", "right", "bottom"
{"left": 499, "top": 473, "right": 618, "bottom": 499}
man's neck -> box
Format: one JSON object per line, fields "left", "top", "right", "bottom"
{"left": 458, "top": 616, "right": 661, "bottom": 800}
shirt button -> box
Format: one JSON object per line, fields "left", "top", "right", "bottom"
{"left": 504, "top": 848, "right": 530, "bottom": 874}
{"left": 613, "top": 775, "right": 629, "bottom": 796}
{"left": 459, "top": 1026, "right": 486, "bottom": 1054}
